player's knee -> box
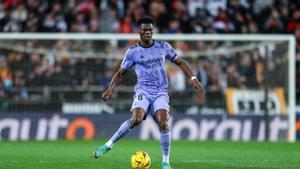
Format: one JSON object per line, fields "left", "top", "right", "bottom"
{"left": 131, "top": 117, "right": 143, "bottom": 127}
{"left": 157, "top": 119, "right": 169, "bottom": 130}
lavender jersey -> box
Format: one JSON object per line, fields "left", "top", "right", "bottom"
{"left": 121, "top": 40, "right": 179, "bottom": 94}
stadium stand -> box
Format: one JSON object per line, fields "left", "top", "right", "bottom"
{"left": 0, "top": 0, "right": 299, "bottom": 112}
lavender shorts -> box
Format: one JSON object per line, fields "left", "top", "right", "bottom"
{"left": 130, "top": 91, "right": 170, "bottom": 120}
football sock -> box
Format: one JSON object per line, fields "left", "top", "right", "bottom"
{"left": 106, "top": 119, "right": 134, "bottom": 148}
{"left": 160, "top": 129, "right": 171, "bottom": 164}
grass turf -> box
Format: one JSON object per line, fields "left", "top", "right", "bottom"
{"left": 0, "top": 139, "right": 299, "bottom": 169}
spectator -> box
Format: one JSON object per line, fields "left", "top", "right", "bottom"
{"left": 11, "top": 4, "right": 27, "bottom": 24}
{"left": 119, "top": 14, "right": 134, "bottom": 33}
{"left": 99, "top": 9, "right": 119, "bottom": 33}
{"left": 187, "top": 0, "right": 205, "bottom": 17}
{"left": 41, "top": 14, "right": 56, "bottom": 32}
{"left": 206, "top": 0, "right": 227, "bottom": 16}
{"left": 238, "top": 52, "right": 256, "bottom": 87}
{"left": 213, "top": 9, "right": 234, "bottom": 33}
{"left": 100, "top": 0, "right": 125, "bottom": 18}
{"left": 191, "top": 8, "right": 213, "bottom": 33}
{"left": 226, "top": 63, "right": 243, "bottom": 88}
{"left": 263, "top": 8, "right": 283, "bottom": 33}
{"left": 287, "top": 9, "right": 300, "bottom": 33}
{"left": 0, "top": 58, "right": 12, "bottom": 89}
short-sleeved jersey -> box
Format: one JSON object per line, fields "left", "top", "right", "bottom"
{"left": 121, "top": 40, "right": 179, "bottom": 94}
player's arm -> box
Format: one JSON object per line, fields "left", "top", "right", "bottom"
{"left": 174, "top": 57, "right": 205, "bottom": 96}
{"left": 102, "top": 47, "right": 133, "bottom": 102}
{"left": 102, "top": 67, "right": 128, "bottom": 102}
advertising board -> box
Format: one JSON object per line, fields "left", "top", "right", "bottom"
{"left": 0, "top": 113, "right": 288, "bottom": 141}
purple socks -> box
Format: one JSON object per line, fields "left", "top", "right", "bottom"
{"left": 106, "top": 120, "right": 134, "bottom": 148}
{"left": 160, "top": 129, "right": 171, "bottom": 163}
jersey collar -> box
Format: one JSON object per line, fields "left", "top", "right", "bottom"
{"left": 138, "top": 40, "right": 155, "bottom": 48}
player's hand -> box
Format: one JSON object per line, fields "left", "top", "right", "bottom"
{"left": 102, "top": 87, "right": 113, "bottom": 102}
{"left": 192, "top": 79, "right": 205, "bottom": 97}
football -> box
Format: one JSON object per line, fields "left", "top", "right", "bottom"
{"left": 130, "top": 151, "right": 151, "bottom": 169}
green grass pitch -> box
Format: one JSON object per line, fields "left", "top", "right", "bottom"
{"left": 0, "top": 139, "right": 299, "bottom": 169}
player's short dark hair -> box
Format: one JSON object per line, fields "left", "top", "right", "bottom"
{"left": 137, "top": 16, "right": 154, "bottom": 27}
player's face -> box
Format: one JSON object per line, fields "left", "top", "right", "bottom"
{"left": 138, "top": 23, "right": 153, "bottom": 42}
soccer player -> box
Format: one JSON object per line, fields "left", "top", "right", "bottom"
{"left": 93, "top": 16, "right": 205, "bottom": 169}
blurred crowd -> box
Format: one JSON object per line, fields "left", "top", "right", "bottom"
{"left": 0, "top": 0, "right": 299, "bottom": 35}
{"left": 0, "top": 0, "right": 299, "bottom": 110}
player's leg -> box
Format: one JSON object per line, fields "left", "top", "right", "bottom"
{"left": 152, "top": 95, "right": 172, "bottom": 169}
{"left": 93, "top": 108, "right": 146, "bottom": 158}
{"left": 156, "top": 109, "right": 172, "bottom": 169}
{"left": 106, "top": 94, "right": 149, "bottom": 147}
{"left": 93, "top": 92, "right": 149, "bottom": 158}
{"left": 130, "top": 107, "right": 146, "bottom": 126}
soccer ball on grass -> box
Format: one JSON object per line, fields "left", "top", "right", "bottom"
{"left": 130, "top": 151, "right": 151, "bottom": 169}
